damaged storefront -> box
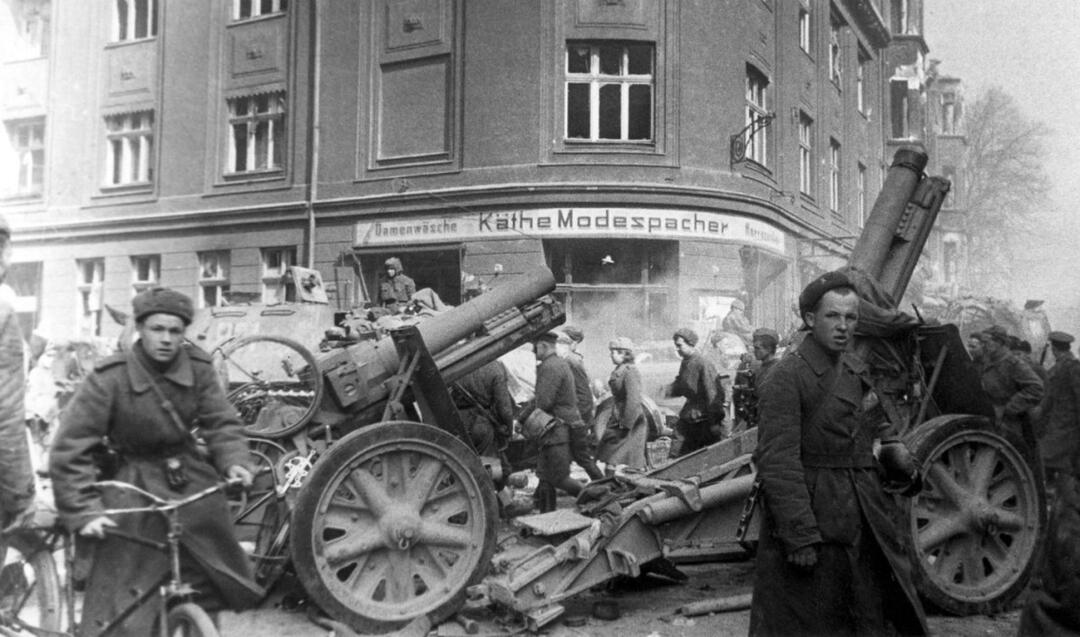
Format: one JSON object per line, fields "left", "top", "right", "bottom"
{"left": 351, "top": 207, "right": 793, "bottom": 346}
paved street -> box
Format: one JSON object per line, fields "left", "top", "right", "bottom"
{"left": 220, "top": 559, "right": 1022, "bottom": 636}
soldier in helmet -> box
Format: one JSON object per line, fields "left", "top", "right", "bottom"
{"left": 50, "top": 287, "right": 262, "bottom": 634}
{"left": 376, "top": 257, "right": 416, "bottom": 313}
{"left": 0, "top": 215, "right": 36, "bottom": 532}
{"left": 720, "top": 297, "right": 754, "bottom": 347}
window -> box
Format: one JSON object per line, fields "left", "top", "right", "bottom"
{"left": 545, "top": 239, "right": 677, "bottom": 341}
{"left": 856, "top": 49, "right": 869, "bottom": 113}
{"left": 76, "top": 259, "right": 104, "bottom": 337}
{"left": 890, "top": 80, "right": 909, "bottom": 138}
{"left": 891, "top": 0, "right": 917, "bottom": 35}
{"left": 798, "top": 112, "right": 813, "bottom": 196}
{"left": 942, "top": 165, "right": 959, "bottom": 207}
{"left": 829, "top": 139, "right": 841, "bottom": 213}
{"left": 10, "top": 1, "right": 50, "bottom": 59}
{"left": 228, "top": 93, "right": 286, "bottom": 174}
{"left": 941, "top": 92, "right": 958, "bottom": 134}
{"left": 943, "top": 239, "right": 959, "bottom": 284}
{"left": 798, "top": 7, "right": 811, "bottom": 54}
{"left": 745, "top": 66, "right": 769, "bottom": 166}
{"left": 130, "top": 254, "right": 159, "bottom": 294}
{"left": 234, "top": 0, "right": 287, "bottom": 20}
{"left": 6, "top": 119, "right": 45, "bottom": 196}
{"left": 829, "top": 16, "right": 843, "bottom": 84}
{"left": 261, "top": 246, "right": 295, "bottom": 303}
{"left": 6, "top": 261, "right": 41, "bottom": 338}
{"left": 105, "top": 111, "right": 154, "bottom": 187}
{"left": 565, "top": 42, "right": 654, "bottom": 142}
{"left": 113, "top": 0, "right": 157, "bottom": 42}
{"left": 198, "top": 251, "right": 231, "bottom": 308}
{"left": 857, "top": 163, "right": 867, "bottom": 225}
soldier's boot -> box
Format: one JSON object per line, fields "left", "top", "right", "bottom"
{"left": 534, "top": 481, "right": 557, "bottom": 513}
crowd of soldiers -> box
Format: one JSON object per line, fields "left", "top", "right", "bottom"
{"left": 6, "top": 238, "right": 1080, "bottom": 635}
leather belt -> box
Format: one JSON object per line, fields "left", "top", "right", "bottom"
{"left": 801, "top": 452, "right": 875, "bottom": 468}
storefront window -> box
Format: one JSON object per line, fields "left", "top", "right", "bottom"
{"left": 544, "top": 239, "right": 675, "bottom": 342}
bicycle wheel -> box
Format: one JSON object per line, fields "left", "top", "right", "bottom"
{"left": 166, "top": 602, "right": 218, "bottom": 637}
{"left": 213, "top": 335, "right": 324, "bottom": 439}
{"left": 0, "top": 530, "right": 63, "bottom": 633}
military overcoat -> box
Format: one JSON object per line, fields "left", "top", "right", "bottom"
{"left": 50, "top": 342, "right": 262, "bottom": 637}
{"left": 749, "top": 336, "right": 928, "bottom": 636}
{"left": 980, "top": 347, "right": 1044, "bottom": 421}
{"left": 0, "top": 301, "right": 34, "bottom": 518}
{"left": 1037, "top": 350, "right": 1080, "bottom": 472}
{"left": 597, "top": 362, "right": 647, "bottom": 468}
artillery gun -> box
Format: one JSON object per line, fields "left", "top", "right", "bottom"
{"left": 214, "top": 149, "right": 1044, "bottom": 633}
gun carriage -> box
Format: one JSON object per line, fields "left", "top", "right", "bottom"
{"left": 208, "top": 149, "right": 1045, "bottom": 633}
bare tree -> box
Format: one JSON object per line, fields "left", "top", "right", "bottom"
{"left": 958, "top": 87, "right": 1051, "bottom": 295}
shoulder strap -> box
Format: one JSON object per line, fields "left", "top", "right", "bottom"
{"left": 792, "top": 351, "right": 846, "bottom": 429}
{"left": 130, "top": 351, "right": 200, "bottom": 444}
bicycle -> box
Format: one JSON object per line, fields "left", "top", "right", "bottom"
{"left": 0, "top": 478, "right": 246, "bottom": 637}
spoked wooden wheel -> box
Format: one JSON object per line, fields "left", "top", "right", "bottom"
{"left": 213, "top": 335, "right": 323, "bottom": 438}
{"left": 903, "top": 415, "right": 1045, "bottom": 615}
{"left": 291, "top": 421, "right": 497, "bottom": 634}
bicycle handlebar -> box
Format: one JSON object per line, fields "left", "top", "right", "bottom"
{"left": 95, "top": 478, "right": 245, "bottom": 517}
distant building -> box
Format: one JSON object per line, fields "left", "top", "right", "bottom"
{"left": 3, "top": 1, "right": 911, "bottom": 345}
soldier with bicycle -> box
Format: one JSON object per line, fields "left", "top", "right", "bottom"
{"left": 49, "top": 287, "right": 262, "bottom": 636}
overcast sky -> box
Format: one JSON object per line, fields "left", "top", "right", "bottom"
{"left": 924, "top": 2, "right": 1080, "bottom": 322}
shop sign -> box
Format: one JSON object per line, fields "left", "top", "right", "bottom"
{"left": 355, "top": 208, "right": 786, "bottom": 253}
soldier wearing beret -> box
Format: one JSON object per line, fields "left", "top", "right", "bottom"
{"left": 0, "top": 215, "right": 36, "bottom": 532}
{"left": 978, "top": 324, "right": 1044, "bottom": 449}
{"left": 49, "top": 287, "right": 262, "bottom": 635}
{"left": 530, "top": 331, "right": 584, "bottom": 512}
{"left": 750, "top": 271, "right": 927, "bottom": 636}
{"left": 670, "top": 327, "right": 724, "bottom": 456}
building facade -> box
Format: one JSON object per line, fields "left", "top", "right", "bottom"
{"left": 3, "top": 0, "right": 908, "bottom": 349}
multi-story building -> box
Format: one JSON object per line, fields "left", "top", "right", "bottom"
{"left": 924, "top": 73, "right": 967, "bottom": 299}
{"left": 3, "top": 0, "right": 905, "bottom": 349}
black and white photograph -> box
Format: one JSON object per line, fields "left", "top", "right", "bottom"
{"left": 1, "top": 1, "right": 1079, "bottom": 635}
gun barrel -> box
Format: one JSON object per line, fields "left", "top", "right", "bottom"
{"left": 418, "top": 269, "right": 556, "bottom": 353}
{"left": 849, "top": 148, "right": 928, "bottom": 279}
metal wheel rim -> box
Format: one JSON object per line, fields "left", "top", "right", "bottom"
{"left": 309, "top": 437, "right": 489, "bottom": 621}
{"left": 0, "top": 537, "right": 63, "bottom": 632}
{"left": 215, "top": 336, "right": 321, "bottom": 437}
{"left": 910, "top": 429, "right": 1041, "bottom": 603}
